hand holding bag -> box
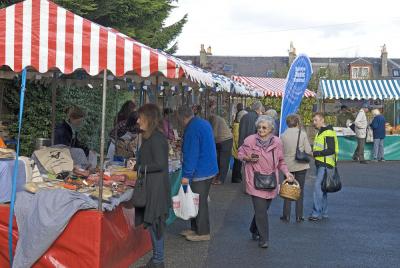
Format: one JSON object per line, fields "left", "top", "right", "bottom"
{"left": 132, "top": 166, "right": 147, "bottom": 207}
{"left": 254, "top": 148, "right": 277, "bottom": 191}
{"left": 295, "top": 128, "right": 311, "bottom": 163}
{"left": 321, "top": 140, "right": 342, "bottom": 193}
{"left": 172, "top": 184, "right": 199, "bottom": 220}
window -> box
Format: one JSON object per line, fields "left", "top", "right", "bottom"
{"left": 351, "top": 66, "right": 370, "bottom": 79}
{"left": 393, "top": 69, "right": 400, "bottom": 77}
{"left": 223, "top": 64, "right": 233, "bottom": 72}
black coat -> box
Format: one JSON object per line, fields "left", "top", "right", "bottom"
{"left": 54, "top": 120, "right": 89, "bottom": 156}
{"left": 135, "top": 130, "right": 171, "bottom": 239}
{"left": 238, "top": 110, "right": 259, "bottom": 147}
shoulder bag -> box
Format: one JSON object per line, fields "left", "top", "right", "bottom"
{"left": 254, "top": 148, "right": 277, "bottom": 191}
{"left": 132, "top": 165, "right": 147, "bottom": 207}
{"left": 295, "top": 128, "right": 311, "bottom": 163}
{"left": 321, "top": 139, "right": 342, "bottom": 193}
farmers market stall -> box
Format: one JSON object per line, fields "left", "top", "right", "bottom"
{"left": 318, "top": 79, "right": 400, "bottom": 160}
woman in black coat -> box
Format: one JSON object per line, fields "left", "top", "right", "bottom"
{"left": 135, "top": 104, "right": 170, "bottom": 268}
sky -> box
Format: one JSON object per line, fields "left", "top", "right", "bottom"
{"left": 166, "top": 0, "right": 400, "bottom": 58}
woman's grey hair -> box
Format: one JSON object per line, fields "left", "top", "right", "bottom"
{"left": 255, "top": 115, "right": 275, "bottom": 131}
{"left": 265, "top": 109, "right": 278, "bottom": 120}
{"left": 372, "top": 109, "right": 380, "bottom": 116}
{"left": 251, "top": 100, "right": 263, "bottom": 112}
{"left": 177, "top": 105, "right": 194, "bottom": 119}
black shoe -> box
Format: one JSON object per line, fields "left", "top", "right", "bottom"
{"left": 308, "top": 216, "right": 321, "bottom": 222}
{"left": 143, "top": 260, "right": 165, "bottom": 268}
{"left": 360, "top": 161, "right": 368, "bottom": 164}
{"left": 280, "top": 216, "right": 290, "bottom": 223}
{"left": 352, "top": 157, "right": 359, "bottom": 161}
{"left": 231, "top": 179, "right": 242, "bottom": 183}
{"left": 258, "top": 241, "right": 269, "bottom": 248}
{"left": 251, "top": 233, "right": 260, "bottom": 241}
{"left": 296, "top": 217, "right": 305, "bottom": 223}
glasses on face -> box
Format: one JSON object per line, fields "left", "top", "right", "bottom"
{"left": 257, "top": 126, "right": 268, "bottom": 130}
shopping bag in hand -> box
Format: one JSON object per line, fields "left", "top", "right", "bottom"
{"left": 321, "top": 167, "right": 342, "bottom": 193}
{"left": 172, "top": 185, "right": 199, "bottom": 220}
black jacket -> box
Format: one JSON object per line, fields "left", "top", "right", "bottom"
{"left": 313, "top": 125, "right": 336, "bottom": 168}
{"left": 54, "top": 120, "right": 89, "bottom": 156}
{"left": 135, "top": 130, "right": 171, "bottom": 239}
{"left": 238, "top": 110, "right": 259, "bottom": 147}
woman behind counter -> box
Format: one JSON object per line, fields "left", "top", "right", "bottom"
{"left": 135, "top": 104, "right": 170, "bottom": 268}
{"left": 54, "top": 106, "right": 89, "bottom": 156}
{"left": 238, "top": 115, "right": 294, "bottom": 248}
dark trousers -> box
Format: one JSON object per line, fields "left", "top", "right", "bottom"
{"left": 191, "top": 179, "right": 212, "bottom": 235}
{"left": 249, "top": 196, "right": 272, "bottom": 243}
{"left": 216, "top": 138, "right": 233, "bottom": 183}
{"left": 353, "top": 138, "right": 366, "bottom": 161}
{"left": 231, "top": 158, "right": 242, "bottom": 182}
{"left": 283, "top": 169, "right": 307, "bottom": 219}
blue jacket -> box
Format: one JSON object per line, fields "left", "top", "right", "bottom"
{"left": 370, "top": 115, "right": 386, "bottom": 139}
{"left": 182, "top": 117, "right": 218, "bottom": 181}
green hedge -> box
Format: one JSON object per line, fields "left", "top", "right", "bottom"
{"left": 2, "top": 79, "right": 133, "bottom": 156}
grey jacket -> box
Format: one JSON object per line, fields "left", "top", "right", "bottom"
{"left": 281, "top": 127, "right": 312, "bottom": 172}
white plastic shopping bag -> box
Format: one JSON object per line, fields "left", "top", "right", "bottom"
{"left": 172, "top": 185, "right": 199, "bottom": 220}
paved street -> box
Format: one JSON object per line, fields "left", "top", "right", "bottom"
{"left": 133, "top": 161, "right": 400, "bottom": 268}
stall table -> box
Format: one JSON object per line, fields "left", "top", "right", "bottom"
{"left": 337, "top": 135, "right": 400, "bottom": 160}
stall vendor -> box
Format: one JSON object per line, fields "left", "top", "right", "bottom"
{"left": 337, "top": 105, "right": 355, "bottom": 127}
{"left": 54, "top": 106, "right": 89, "bottom": 156}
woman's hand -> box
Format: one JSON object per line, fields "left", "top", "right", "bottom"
{"left": 285, "top": 172, "right": 295, "bottom": 182}
{"left": 244, "top": 155, "right": 259, "bottom": 162}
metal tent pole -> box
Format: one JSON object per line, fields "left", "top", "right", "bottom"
{"left": 98, "top": 70, "right": 107, "bottom": 211}
{"left": 51, "top": 81, "right": 57, "bottom": 145}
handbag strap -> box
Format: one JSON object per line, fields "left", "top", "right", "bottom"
{"left": 296, "top": 128, "right": 301, "bottom": 151}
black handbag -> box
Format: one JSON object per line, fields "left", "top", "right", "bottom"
{"left": 132, "top": 165, "right": 147, "bottom": 207}
{"left": 295, "top": 128, "right": 311, "bottom": 163}
{"left": 321, "top": 140, "right": 342, "bottom": 193}
{"left": 254, "top": 149, "right": 277, "bottom": 191}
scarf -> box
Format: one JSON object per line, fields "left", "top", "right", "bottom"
{"left": 256, "top": 134, "right": 274, "bottom": 150}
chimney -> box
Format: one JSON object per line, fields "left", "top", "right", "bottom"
{"left": 207, "top": 46, "right": 212, "bottom": 55}
{"left": 200, "top": 44, "right": 208, "bottom": 68}
{"left": 288, "top": 41, "right": 296, "bottom": 66}
{"left": 381, "top": 44, "right": 388, "bottom": 77}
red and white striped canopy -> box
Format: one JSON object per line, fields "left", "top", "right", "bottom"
{"left": 232, "top": 76, "right": 315, "bottom": 98}
{"left": 0, "top": 0, "right": 184, "bottom": 78}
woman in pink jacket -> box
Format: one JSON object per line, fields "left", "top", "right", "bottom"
{"left": 238, "top": 115, "right": 294, "bottom": 248}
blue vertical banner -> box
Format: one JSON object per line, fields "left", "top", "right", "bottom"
{"left": 279, "top": 54, "right": 313, "bottom": 135}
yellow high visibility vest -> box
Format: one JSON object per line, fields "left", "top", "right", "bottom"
{"left": 313, "top": 129, "right": 339, "bottom": 167}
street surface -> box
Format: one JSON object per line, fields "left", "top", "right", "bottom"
{"left": 133, "top": 161, "right": 400, "bottom": 268}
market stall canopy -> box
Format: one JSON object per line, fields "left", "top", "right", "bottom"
{"left": 0, "top": 0, "right": 184, "bottom": 78}
{"left": 319, "top": 79, "right": 400, "bottom": 100}
{"left": 232, "top": 76, "right": 316, "bottom": 98}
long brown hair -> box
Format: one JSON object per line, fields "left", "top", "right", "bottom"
{"left": 138, "top": 104, "right": 162, "bottom": 139}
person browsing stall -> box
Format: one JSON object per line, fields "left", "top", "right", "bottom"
{"left": 178, "top": 106, "right": 218, "bottom": 242}
{"left": 134, "top": 104, "right": 170, "bottom": 268}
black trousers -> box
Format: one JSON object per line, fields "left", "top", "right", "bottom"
{"left": 191, "top": 179, "right": 212, "bottom": 235}
{"left": 249, "top": 196, "right": 272, "bottom": 243}
{"left": 283, "top": 169, "right": 307, "bottom": 219}
{"left": 353, "top": 138, "right": 366, "bottom": 161}
{"left": 216, "top": 138, "right": 233, "bottom": 183}
{"left": 231, "top": 158, "right": 242, "bottom": 182}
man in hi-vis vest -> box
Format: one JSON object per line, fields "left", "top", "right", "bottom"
{"left": 309, "top": 113, "right": 339, "bottom": 222}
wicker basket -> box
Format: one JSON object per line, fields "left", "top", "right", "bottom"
{"left": 279, "top": 179, "right": 301, "bottom": 201}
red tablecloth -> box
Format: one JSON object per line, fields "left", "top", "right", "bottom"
{"left": 0, "top": 204, "right": 151, "bottom": 267}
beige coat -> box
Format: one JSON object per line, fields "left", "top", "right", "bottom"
{"left": 280, "top": 127, "right": 312, "bottom": 172}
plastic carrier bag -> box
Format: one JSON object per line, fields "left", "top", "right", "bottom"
{"left": 172, "top": 185, "right": 199, "bottom": 220}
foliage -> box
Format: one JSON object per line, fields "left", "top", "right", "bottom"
{"left": 3, "top": 78, "right": 133, "bottom": 156}
{"left": 0, "top": 0, "right": 187, "bottom": 54}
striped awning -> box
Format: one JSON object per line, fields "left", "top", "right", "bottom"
{"left": 319, "top": 79, "right": 400, "bottom": 100}
{"left": 232, "top": 76, "right": 315, "bottom": 98}
{"left": 0, "top": 0, "right": 184, "bottom": 78}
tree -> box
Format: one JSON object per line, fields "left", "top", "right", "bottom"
{"left": 0, "top": 0, "right": 187, "bottom": 53}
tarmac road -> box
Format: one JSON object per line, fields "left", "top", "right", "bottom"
{"left": 132, "top": 161, "right": 400, "bottom": 268}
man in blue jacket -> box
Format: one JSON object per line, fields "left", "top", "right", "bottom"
{"left": 370, "top": 109, "right": 386, "bottom": 161}
{"left": 177, "top": 106, "right": 218, "bottom": 242}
